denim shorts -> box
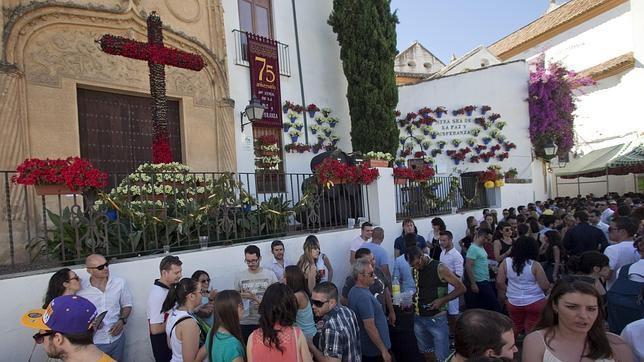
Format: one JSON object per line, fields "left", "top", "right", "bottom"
{"left": 413, "top": 313, "right": 449, "bottom": 360}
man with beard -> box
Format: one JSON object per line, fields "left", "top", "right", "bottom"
{"left": 21, "top": 295, "right": 114, "bottom": 361}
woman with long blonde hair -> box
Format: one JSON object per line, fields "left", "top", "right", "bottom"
{"left": 297, "top": 235, "right": 332, "bottom": 292}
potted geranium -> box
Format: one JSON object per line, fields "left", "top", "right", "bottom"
{"left": 293, "top": 121, "right": 304, "bottom": 131}
{"left": 365, "top": 152, "right": 393, "bottom": 168}
{"left": 480, "top": 105, "right": 491, "bottom": 115}
{"left": 421, "top": 125, "right": 432, "bottom": 136}
{"left": 307, "top": 103, "right": 320, "bottom": 117}
{"left": 437, "top": 140, "right": 447, "bottom": 149}
{"left": 321, "top": 107, "right": 332, "bottom": 117}
{"left": 488, "top": 113, "right": 501, "bottom": 122}
{"left": 418, "top": 107, "right": 432, "bottom": 118}
{"left": 451, "top": 139, "right": 462, "bottom": 147}
{"left": 434, "top": 106, "right": 447, "bottom": 118}
{"left": 327, "top": 117, "right": 338, "bottom": 128}
{"left": 421, "top": 139, "right": 432, "bottom": 150}
{"left": 12, "top": 157, "right": 108, "bottom": 195}
{"left": 504, "top": 167, "right": 518, "bottom": 180}
{"left": 405, "top": 112, "right": 418, "bottom": 121}
{"left": 314, "top": 157, "right": 379, "bottom": 187}
{"left": 463, "top": 105, "right": 477, "bottom": 116}
{"left": 289, "top": 129, "right": 302, "bottom": 143}
{"left": 466, "top": 138, "right": 477, "bottom": 147}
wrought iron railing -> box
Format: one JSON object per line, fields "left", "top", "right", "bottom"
{"left": 232, "top": 29, "right": 291, "bottom": 76}
{"left": 0, "top": 171, "right": 368, "bottom": 274}
{"left": 395, "top": 176, "right": 488, "bottom": 220}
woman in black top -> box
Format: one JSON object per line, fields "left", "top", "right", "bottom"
{"left": 429, "top": 217, "right": 446, "bottom": 260}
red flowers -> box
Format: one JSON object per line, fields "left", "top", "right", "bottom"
{"left": 479, "top": 170, "right": 499, "bottom": 183}
{"left": 393, "top": 166, "right": 435, "bottom": 181}
{"left": 314, "top": 158, "right": 380, "bottom": 186}
{"left": 285, "top": 143, "right": 311, "bottom": 153}
{"left": 12, "top": 157, "right": 108, "bottom": 192}
{"left": 307, "top": 104, "right": 320, "bottom": 112}
{"left": 405, "top": 112, "right": 418, "bottom": 121}
{"left": 98, "top": 35, "right": 205, "bottom": 71}
{"left": 256, "top": 135, "right": 278, "bottom": 146}
{"left": 414, "top": 151, "right": 426, "bottom": 158}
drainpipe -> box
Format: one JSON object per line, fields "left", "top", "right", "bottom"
{"left": 291, "top": 0, "right": 308, "bottom": 143}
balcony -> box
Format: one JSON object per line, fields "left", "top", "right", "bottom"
{"left": 233, "top": 29, "right": 291, "bottom": 77}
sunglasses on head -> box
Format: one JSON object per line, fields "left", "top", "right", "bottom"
{"left": 88, "top": 262, "right": 109, "bottom": 271}
{"left": 311, "top": 299, "right": 328, "bottom": 308}
{"left": 32, "top": 331, "right": 57, "bottom": 344}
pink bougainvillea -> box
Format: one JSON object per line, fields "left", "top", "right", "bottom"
{"left": 528, "top": 55, "right": 594, "bottom": 158}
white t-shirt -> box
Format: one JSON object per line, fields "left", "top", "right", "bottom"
{"left": 617, "top": 258, "right": 644, "bottom": 283}
{"left": 234, "top": 267, "right": 278, "bottom": 325}
{"left": 439, "top": 248, "right": 464, "bottom": 278}
{"left": 350, "top": 235, "right": 369, "bottom": 252}
{"left": 604, "top": 241, "right": 640, "bottom": 289}
{"left": 147, "top": 280, "right": 170, "bottom": 326}
{"left": 620, "top": 318, "right": 644, "bottom": 361}
{"left": 78, "top": 275, "right": 133, "bottom": 344}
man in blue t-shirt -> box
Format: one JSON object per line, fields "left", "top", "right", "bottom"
{"left": 348, "top": 258, "right": 392, "bottom": 362}
{"left": 394, "top": 218, "right": 427, "bottom": 258}
{"left": 362, "top": 227, "right": 391, "bottom": 279}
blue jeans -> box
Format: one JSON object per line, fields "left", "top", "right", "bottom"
{"left": 413, "top": 313, "right": 449, "bottom": 361}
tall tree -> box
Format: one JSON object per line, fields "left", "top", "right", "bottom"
{"left": 328, "top": 0, "right": 399, "bottom": 155}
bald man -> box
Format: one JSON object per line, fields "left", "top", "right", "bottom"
{"left": 77, "top": 254, "right": 133, "bottom": 361}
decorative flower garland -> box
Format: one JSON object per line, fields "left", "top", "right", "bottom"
{"left": 254, "top": 135, "right": 281, "bottom": 170}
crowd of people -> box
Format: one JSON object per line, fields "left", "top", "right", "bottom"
{"left": 19, "top": 193, "right": 644, "bottom": 362}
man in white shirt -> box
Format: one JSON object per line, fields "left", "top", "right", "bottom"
{"left": 438, "top": 230, "right": 464, "bottom": 335}
{"left": 600, "top": 200, "right": 616, "bottom": 224}
{"left": 264, "top": 239, "right": 293, "bottom": 281}
{"left": 604, "top": 217, "right": 639, "bottom": 289}
{"left": 77, "top": 254, "right": 132, "bottom": 361}
{"left": 146, "top": 255, "right": 182, "bottom": 362}
{"left": 350, "top": 221, "right": 373, "bottom": 264}
{"left": 589, "top": 210, "right": 610, "bottom": 241}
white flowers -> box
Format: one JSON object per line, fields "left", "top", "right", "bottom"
{"left": 365, "top": 151, "right": 394, "bottom": 161}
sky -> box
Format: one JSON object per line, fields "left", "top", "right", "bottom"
{"left": 391, "top": 0, "right": 559, "bottom": 62}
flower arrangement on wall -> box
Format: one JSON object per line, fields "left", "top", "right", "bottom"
{"left": 393, "top": 165, "right": 436, "bottom": 183}
{"left": 394, "top": 104, "right": 518, "bottom": 169}
{"left": 528, "top": 55, "right": 594, "bottom": 158}
{"left": 254, "top": 135, "right": 281, "bottom": 170}
{"left": 12, "top": 157, "right": 108, "bottom": 194}
{"left": 281, "top": 102, "right": 341, "bottom": 154}
{"left": 479, "top": 165, "right": 505, "bottom": 189}
{"left": 313, "top": 157, "right": 379, "bottom": 188}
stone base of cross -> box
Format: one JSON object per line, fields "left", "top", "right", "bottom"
{"left": 98, "top": 12, "right": 205, "bottom": 163}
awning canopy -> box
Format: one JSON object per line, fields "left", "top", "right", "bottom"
{"left": 555, "top": 140, "right": 644, "bottom": 179}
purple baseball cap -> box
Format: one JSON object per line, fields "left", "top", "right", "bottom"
{"left": 21, "top": 295, "right": 98, "bottom": 334}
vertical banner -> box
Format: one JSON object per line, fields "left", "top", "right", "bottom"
{"left": 247, "top": 33, "right": 282, "bottom": 128}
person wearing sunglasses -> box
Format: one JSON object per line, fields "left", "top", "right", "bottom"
{"left": 348, "top": 258, "right": 392, "bottom": 362}
{"left": 190, "top": 270, "right": 217, "bottom": 327}
{"left": 309, "top": 282, "right": 361, "bottom": 362}
{"left": 42, "top": 268, "right": 82, "bottom": 309}
{"left": 21, "top": 294, "right": 115, "bottom": 362}
{"left": 77, "top": 254, "right": 133, "bottom": 362}
{"left": 235, "top": 245, "right": 278, "bottom": 343}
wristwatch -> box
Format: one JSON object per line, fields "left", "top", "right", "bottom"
{"left": 119, "top": 317, "right": 127, "bottom": 325}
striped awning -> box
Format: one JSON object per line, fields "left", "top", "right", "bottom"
{"left": 555, "top": 139, "right": 644, "bottom": 178}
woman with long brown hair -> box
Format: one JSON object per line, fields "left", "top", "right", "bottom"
{"left": 247, "top": 283, "right": 312, "bottom": 361}
{"left": 198, "top": 290, "right": 245, "bottom": 362}
{"left": 297, "top": 235, "right": 332, "bottom": 292}
{"left": 284, "top": 265, "right": 316, "bottom": 338}
{"left": 522, "top": 279, "right": 634, "bottom": 362}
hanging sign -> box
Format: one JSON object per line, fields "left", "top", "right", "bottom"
{"left": 247, "top": 33, "right": 282, "bottom": 128}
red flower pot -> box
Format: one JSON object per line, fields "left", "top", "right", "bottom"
{"left": 366, "top": 159, "right": 389, "bottom": 168}
{"left": 34, "top": 184, "right": 77, "bottom": 195}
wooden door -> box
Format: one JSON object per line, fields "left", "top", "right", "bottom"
{"left": 77, "top": 88, "right": 182, "bottom": 180}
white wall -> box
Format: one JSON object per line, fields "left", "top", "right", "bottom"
{"left": 0, "top": 170, "right": 525, "bottom": 361}
{"left": 397, "top": 61, "right": 540, "bottom": 181}
{"left": 554, "top": 173, "right": 639, "bottom": 197}
{"left": 222, "top": 0, "right": 351, "bottom": 175}
{"left": 508, "top": 2, "right": 642, "bottom": 155}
